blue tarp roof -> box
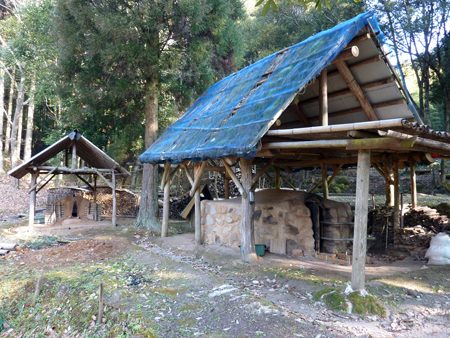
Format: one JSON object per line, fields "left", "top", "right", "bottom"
{"left": 139, "top": 12, "right": 383, "bottom": 164}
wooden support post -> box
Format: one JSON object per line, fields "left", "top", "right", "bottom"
{"left": 384, "top": 158, "right": 394, "bottom": 207}
{"left": 410, "top": 161, "right": 417, "bottom": 209}
{"left": 393, "top": 160, "right": 400, "bottom": 245}
{"left": 189, "top": 161, "right": 207, "bottom": 197}
{"left": 94, "top": 176, "right": 97, "bottom": 221}
{"left": 71, "top": 143, "right": 77, "bottom": 170}
{"left": 112, "top": 171, "right": 117, "bottom": 226}
{"left": 240, "top": 157, "right": 257, "bottom": 263}
{"left": 321, "top": 164, "right": 329, "bottom": 199}
{"left": 319, "top": 68, "right": 328, "bottom": 126}
{"left": 351, "top": 149, "right": 371, "bottom": 291}
{"left": 194, "top": 163, "right": 202, "bottom": 245}
{"left": 161, "top": 162, "right": 171, "bottom": 237}
{"left": 224, "top": 170, "right": 230, "bottom": 199}
{"left": 29, "top": 171, "right": 38, "bottom": 227}
{"left": 274, "top": 166, "right": 281, "bottom": 189}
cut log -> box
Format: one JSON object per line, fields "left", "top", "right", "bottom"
{"left": 0, "top": 243, "right": 18, "bottom": 251}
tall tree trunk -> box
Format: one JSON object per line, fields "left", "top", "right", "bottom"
{"left": 424, "top": 64, "right": 431, "bottom": 126}
{"left": 135, "top": 72, "right": 160, "bottom": 230}
{"left": 5, "top": 66, "right": 15, "bottom": 154}
{"left": 11, "top": 76, "right": 25, "bottom": 188}
{"left": 0, "top": 68, "right": 4, "bottom": 173}
{"left": 24, "top": 76, "right": 35, "bottom": 161}
{"left": 16, "top": 106, "right": 24, "bottom": 160}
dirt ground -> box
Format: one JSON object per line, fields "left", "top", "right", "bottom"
{"left": 1, "top": 219, "right": 450, "bottom": 337}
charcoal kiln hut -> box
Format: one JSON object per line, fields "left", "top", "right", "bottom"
{"left": 8, "top": 129, "right": 130, "bottom": 226}
{"left": 139, "top": 12, "right": 450, "bottom": 290}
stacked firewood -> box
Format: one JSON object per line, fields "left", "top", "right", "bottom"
{"left": 397, "top": 207, "right": 450, "bottom": 247}
{"left": 92, "top": 188, "right": 140, "bottom": 217}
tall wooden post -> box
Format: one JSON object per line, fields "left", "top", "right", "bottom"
{"left": 224, "top": 170, "right": 230, "bottom": 199}
{"left": 94, "top": 175, "right": 97, "bottom": 221}
{"left": 393, "top": 160, "right": 400, "bottom": 245}
{"left": 321, "top": 164, "right": 329, "bottom": 199}
{"left": 240, "top": 157, "right": 257, "bottom": 263}
{"left": 351, "top": 149, "right": 371, "bottom": 291}
{"left": 71, "top": 144, "right": 77, "bottom": 170}
{"left": 384, "top": 157, "right": 394, "bottom": 207}
{"left": 274, "top": 167, "right": 281, "bottom": 189}
{"left": 194, "top": 162, "right": 202, "bottom": 245}
{"left": 112, "top": 171, "right": 117, "bottom": 226}
{"left": 410, "top": 160, "right": 417, "bottom": 209}
{"left": 319, "top": 68, "right": 328, "bottom": 126}
{"left": 29, "top": 171, "right": 38, "bottom": 227}
{"left": 161, "top": 162, "right": 171, "bottom": 237}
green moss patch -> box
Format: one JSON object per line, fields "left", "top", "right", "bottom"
{"left": 347, "top": 292, "right": 386, "bottom": 317}
{"left": 313, "top": 288, "right": 386, "bottom": 317}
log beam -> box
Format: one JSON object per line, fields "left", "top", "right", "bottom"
{"left": 222, "top": 159, "right": 247, "bottom": 198}
{"left": 250, "top": 156, "right": 278, "bottom": 190}
{"left": 321, "top": 164, "right": 329, "bottom": 199}
{"left": 351, "top": 149, "right": 371, "bottom": 291}
{"left": 189, "top": 161, "right": 207, "bottom": 197}
{"left": 335, "top": 60, "right": 378, "bottom": 121}
{"left": 330, "top": 46, "right": 359, "bottom": 64}
{"left": 290, "top": 102, "right": 311, "bottom": 127}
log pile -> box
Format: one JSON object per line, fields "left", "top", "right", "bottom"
{"left": 0, "top": 243, "right": 21, "bottom": 256}
{"left": 92, "top": 188, "right": 140, "bottom": 217}
{"left": 397, "top": 207, "right": 450, "bottom": 248}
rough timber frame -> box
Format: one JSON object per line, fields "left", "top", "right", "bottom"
{"left": 154, "top": 23, "right": 450, "bottom": 293}
{"left": 8, "top": 130, "right": 130, "bottom": 227}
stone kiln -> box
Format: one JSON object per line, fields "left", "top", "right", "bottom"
{"left": 201, "top": 189, "right": 353, "bottom": 255}
{"left": 45, "top": 196, "right": 101, "bottom": 225}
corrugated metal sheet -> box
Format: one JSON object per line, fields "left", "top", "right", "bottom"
{"left": 139, "top": 12, "right": 415, "bottom": 164}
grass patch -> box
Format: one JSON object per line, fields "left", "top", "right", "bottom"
{"left": 313, "top": 288, "right": 347, "bottom": 311}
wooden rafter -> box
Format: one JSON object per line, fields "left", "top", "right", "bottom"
{"left": 290, "top": 102, "right": 311, "bottom": 127}
{"left": 335, "top": 60, "right": 378, "bottom": 121}
{"left": 327, "top": 55, "right": 381, "bottom": 78}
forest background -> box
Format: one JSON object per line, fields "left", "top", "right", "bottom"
{"left": 0, "top": 0, "right": 448, "bottom": 228}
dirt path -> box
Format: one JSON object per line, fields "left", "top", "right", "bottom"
{"left": 1, "top": 224, "right": 450, "bottom": 337}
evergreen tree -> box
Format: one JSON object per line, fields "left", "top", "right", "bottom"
{"left": 55, "top": 0, "right": 246, "bottom": 229}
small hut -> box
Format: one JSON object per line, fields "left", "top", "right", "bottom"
{"left": 139, "top": 12, "right": 450, "bottom": 291}
{"left": 8, "top": 129, "right": 130, "bottom": 226}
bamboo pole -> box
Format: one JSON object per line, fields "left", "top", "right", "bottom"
{"left": 351, "top": 149, "right": 371, "bottom": 291}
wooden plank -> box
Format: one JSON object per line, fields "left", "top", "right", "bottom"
{"left": 319, "top": 68, "right": 328, "bottom": 126}
{"left": 29, "top": 171, "right": 38, "bottom": 227}
{"left": 351, "top": 149, "right": 371, "bottom": 291}
{"left": 270, "top": 238, "right": 287, "bottom": 255}
{"left": 240, "top": 157, "right": 257, "bottom": 263}
{"left": 336, "top": 60, "right": 378, "bottom": 121}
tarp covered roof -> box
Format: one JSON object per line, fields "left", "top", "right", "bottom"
{"left": 139, "top": 12, "right": 414, "bottom": 165}
{"left": 8, "top": 130, "right": 130, "bottom": 179}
